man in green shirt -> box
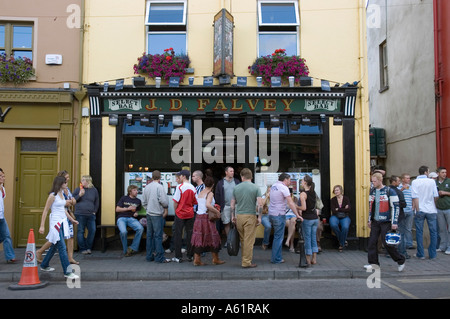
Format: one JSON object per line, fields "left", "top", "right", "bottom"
{"left": 231, "top": 168, "right": 262, "bottom": 268}
{"left": 436, "top": 167, "right": 450, "bottom": 255}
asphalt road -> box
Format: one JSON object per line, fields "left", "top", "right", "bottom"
{"left": 2, "top": 277, "right": 450, "bottom": 300}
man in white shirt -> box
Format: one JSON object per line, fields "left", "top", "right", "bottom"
{"left": 268, "top": 173, "right": 301, "bottom": 264}
{"left": 411, "top": 165, "right": 439, "bottom": 260}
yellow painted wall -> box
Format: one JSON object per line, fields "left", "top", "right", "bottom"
{"left": 82, "top": 0, "right": 370, "bottom": 236}
{"left": 83, "top": 0, "right": 365, "bottom": 86}
{"left": 329, "top": 121, "right": 344, "bottom": 193}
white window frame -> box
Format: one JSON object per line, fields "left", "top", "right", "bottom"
{"left": 145, "top": 0, "right": 187, "bottom": 26}
{"left": 258, "top": 0, "right": 300, "bottom": 27}
{"left": 145, "top": 0, "right": 188, "bottom": 54}
{"left": 379, "top": 40, "right": 389, "bottom": 92}
{"left": 257, "top": 0, "right": 300, "bottom": 57}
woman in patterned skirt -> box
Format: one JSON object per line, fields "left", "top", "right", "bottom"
{"left": 191, "top": 176, "right": 225, "bottom": 266}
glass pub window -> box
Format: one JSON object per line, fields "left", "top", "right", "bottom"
{"left": 145, "top": 1, "right": 187, "bottom": 55}
{"left": 258, "top": 1, "right": 300, "bottom": 57}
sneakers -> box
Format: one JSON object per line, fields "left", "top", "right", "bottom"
{"left": 40, "top": 266, "right": 79, "bottom": 279}
{"left": 398, "top": 263, "right": 405, "bottom": 272}
{"left": 445, "top": 248, "right": 450, "bottom": 255}
{"left": 363, "top": 264, "right": 375, "bottom": 270}
{"left": 64, "top": 272, "right": 80, "bottom": 280}
{"left": 171, "top": 257, "right": 182, "bottom": 263}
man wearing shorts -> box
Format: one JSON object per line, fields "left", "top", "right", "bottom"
{"left": 268, "top": 173, "right": 301, "bottom": 264}
{"left": 215, "top": 166, "right": 240, "bottom": 241}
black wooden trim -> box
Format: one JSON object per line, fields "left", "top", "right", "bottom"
{"left": 343, "top": 117, "right": 356, "bottom": 238}
{"left": 116, "top": 118, "right": 125, "bottom": 207}
{"left": 320, "top": 117, "right": 330, "bottom": 219}
{"left": 89, "top": 117, "right": 102, "bottom": 225}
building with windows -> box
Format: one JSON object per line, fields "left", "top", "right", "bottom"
{"left": 367, "top": 0, "right": 447, "bottom": 176}
{"left": 0, "top": 0, "right": 83, "bottom": 246}
{"left": 82, "top": 0, "right": 371, "bottom": 247}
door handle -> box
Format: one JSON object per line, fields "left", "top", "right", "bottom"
{"left": 19, "top": 198, "right": 25, "bottom": 208}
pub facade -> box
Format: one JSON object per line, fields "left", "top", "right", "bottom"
{"left": 81, "top": 0, "right": 371, "bottom": 247}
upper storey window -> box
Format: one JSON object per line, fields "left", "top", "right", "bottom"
{"left": 145, "top": 1, "right": 187, "bottom": 55}
{"left": 0, "top": 22, "right": 33, "bottom": 60}
{"left": 258, "top": 1, "right": 299, "bottom": 57}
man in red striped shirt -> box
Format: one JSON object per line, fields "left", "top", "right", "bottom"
{"left": 172, "top": 170, "right": 197, "bottom": 263}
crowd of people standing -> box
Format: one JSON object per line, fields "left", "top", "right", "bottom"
{"left": 1, "top": 163, "right": 448, "bottom": 277}
{"left": 365, "top": 165, "right": 450, "bottom": 272}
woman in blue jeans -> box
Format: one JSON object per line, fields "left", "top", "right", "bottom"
{"left": 329, "top": 185, "right": 352, "bottom": 252}
{"left": 72, "top": 175, "right": 99, "bottom": 254}
{"left": 298, "top": 175, "right": 318, "bottom": 266}
{"left": 260, "top": 187, "right": 271, "bottom": 250}
{"left": 0, "top": 168, "right": 16, "bottom": 263}
{"left": 39, "top": 176, "right": 79, "bottom": 279}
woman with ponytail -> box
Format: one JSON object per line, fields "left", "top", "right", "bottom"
{"left": 297, "top": 175, "right": 318, "bottom": 266}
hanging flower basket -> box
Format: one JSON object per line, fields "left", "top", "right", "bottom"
{"left": 248, "top": 49, "right": 309, "bottom": 86}
{"left": 0, "top": 53, "right": 34, "bottom": 85}
{"left": 133, "top": 48, "right": 191, "bottom": 83}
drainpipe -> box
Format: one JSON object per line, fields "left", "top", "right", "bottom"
{"left": 433, "top": 0, "right": 442, "bottom": 167}
{"left": 74, "top": 0, "right": 86, "bottom": 182}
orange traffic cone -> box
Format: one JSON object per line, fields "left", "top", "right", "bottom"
{"left": 9, "top": 229, "right": 48, "bottom": 290}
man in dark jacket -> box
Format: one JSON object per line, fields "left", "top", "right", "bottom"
{"left": 389, "top": 175, "right": 408, "bottom": 258}
{"left": 366, "top": 172, "right": 405, "bottom": 272}
{"left": 215, "top": 166, "right": 240, "bottom": 240}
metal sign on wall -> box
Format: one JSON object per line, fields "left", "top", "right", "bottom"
{"left": 213, "top": 9, "right": 234, "bottom": 77}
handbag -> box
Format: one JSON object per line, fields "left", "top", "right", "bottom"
{"left": 315, "top": 194, "right": 324, "bottom": 210}
{"left": 206, "top": 193, "right": 221, "bottom": 221}
{"left": 208, "top": 204, "right": 221, "bottom": 222}
{"left": 336, "top": 212, "right": 347, "bottom": 219}
{"left": 227, "top": 223, "right": 240, "bottom": 256}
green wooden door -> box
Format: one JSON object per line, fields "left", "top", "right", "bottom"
{"left": 16, "top": 141, "right": 57, "bottom": 247}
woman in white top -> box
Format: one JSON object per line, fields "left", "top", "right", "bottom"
{"left": 38, "top": 176, "right": 79, "bottom": 279}
{"left": 36, "top": 170, "right": 78, "bottom": 264}
{"left": 191, "top": 176, "right": 225, "bottom": 266}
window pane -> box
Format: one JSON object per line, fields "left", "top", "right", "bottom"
{"left": 13, "top": 50, "right": 32, "bottom": 60}
{"left": 259, "top": 33, "right": 297, "bottom": 56}
{"left": 0, "top": 25, "right": 5, "bottom": 48}
{"left": 13, "top": 26, "right": 32, "bottom": 49}
{"left": 261, "top": 3, "right": 297, "bottom": 24}
{"left": 148, "top": 3, "right": 185, "bottom": 24}
{"left": 147, "top": 33, "right": 186, "bottom": 55}
{"left": 21, "top": 139, "right": 57, "bottom": 152}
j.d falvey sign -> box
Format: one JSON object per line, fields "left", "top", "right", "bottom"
{"left": 104, "top": 98, "right": 340, "bottom": 114}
